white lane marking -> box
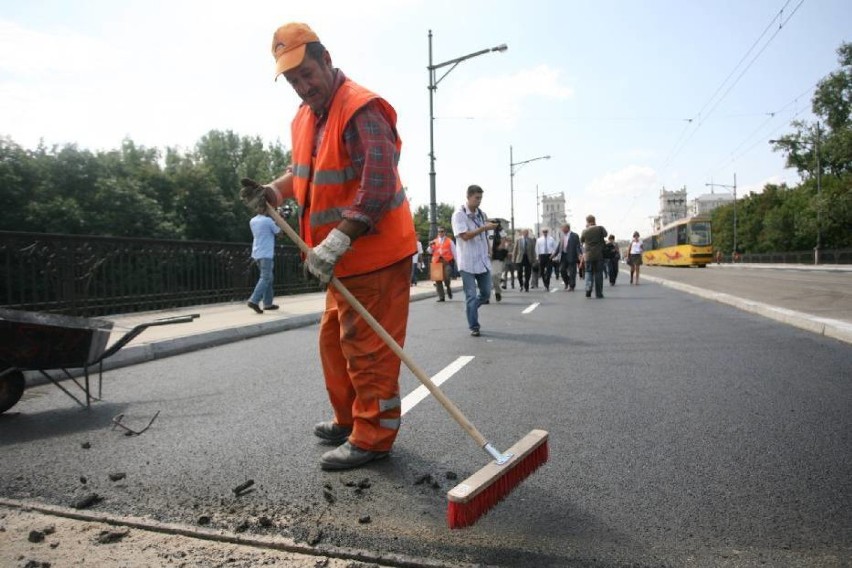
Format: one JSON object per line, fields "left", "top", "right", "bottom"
{"left": 522, "top": 302, "right": 540, "bottom": 314}
{"left": 401, "top": 355, "right": 475, "bottom": 415}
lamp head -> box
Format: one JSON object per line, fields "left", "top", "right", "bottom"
{"left": 493, "top": 44, "right": 508, "bottom": 53}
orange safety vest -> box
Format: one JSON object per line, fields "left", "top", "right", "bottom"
{"left": 430, "top": 237, "right": 454, "bottom": 264}
{"left": 290, "top": 79, "right": 415, "bottom": 278}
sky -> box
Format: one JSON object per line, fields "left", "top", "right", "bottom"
{"left": 1, "top": 0, "right": 849, "bottom": 240}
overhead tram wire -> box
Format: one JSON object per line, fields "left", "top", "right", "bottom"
{"left": 657, "top": 0, "right": 805, "bottom": 173}
{"left": 703, "top": 84, "right": 815, "bottom": 177}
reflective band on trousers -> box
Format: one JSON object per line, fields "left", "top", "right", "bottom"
{"left": 379, "top": 418, "right": 401, "bottom": 430}
{"left": 309, "top": 187, "right": 408, "bottom": 228}
{"left": 378, "top": 395, "right": 401, "bottom": 412}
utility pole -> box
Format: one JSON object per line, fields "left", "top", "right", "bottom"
{"left": 427, "top": 31, "right": 508, "bottom": 239}
{"left": 815, "top": 121, "right": 822, "bottom": 265}
{"left": 510, "top": 147, "right": 550, "bottom": 236}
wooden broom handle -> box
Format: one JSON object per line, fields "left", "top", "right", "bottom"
{"left": 268, "top": 205, "right": 488, "bottom": 448}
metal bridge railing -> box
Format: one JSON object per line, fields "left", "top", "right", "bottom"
{"left": 0, "top": 231, "right": 321, "bottom": 317}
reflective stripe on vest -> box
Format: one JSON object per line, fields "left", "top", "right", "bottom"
{"left": 310, "top": 186, "right": 408, "bottom": 229}
{"left": 289, "top": 78, "right": 415, "bottom": 277}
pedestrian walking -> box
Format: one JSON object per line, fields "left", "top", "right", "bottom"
{"left": 411, "top": 237, "right": 423, "bottom": 286}
{"left": 628, "top": 231, "right": 644, "bottom": 285}
{"left": 490, "top": 223, "right": 509, "bottom": 302}
{"left": 427, "top": 227, "right": 455, "bottom": 301}
{"left": 244, "top": 22, "right": 416, "bottom": 470}
{"left": 580, "top": 215, "right": 608, "bottom": 298}
{"left": 501, "top": 237, "right": 516, "bottom": 290}
{"left": 452, "top": 185, "right": 498, "bottom": 336}
{"left": 604, "top": 234, "right": 620, "bottom": 285}
{"left": 553, "top": 223, "right": 582, "bottom": 291}
{"left": 535, "top": 229, "right": 557, "bottom": 291}
{"left": 247, "top": 202, "right": 281, "bottom": 313}
{"left": 512, "top": 229, "right": 536, "bottom": 292}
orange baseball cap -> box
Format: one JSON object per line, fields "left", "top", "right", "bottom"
{"left": 271, "top": 23, "right": 320, "bottom": 77}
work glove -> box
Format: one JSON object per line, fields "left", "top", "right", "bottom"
{"left": 239, "top": 177, "right": 276, "bottom": 211}
{"left": 305, "top": 228, "right": 351, "bottom": 283}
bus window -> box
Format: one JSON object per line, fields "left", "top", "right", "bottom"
{"left": 677, "top": 224, "right": 687, "bottom": 245}
{"left": 689, "top": 222, "right": 711, "bottom": 246}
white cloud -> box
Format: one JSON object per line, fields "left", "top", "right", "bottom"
{"left": 0, "top": 19, "right": 123, "bottom": 77}
{"left": 585, "top": 165, "right": 658, "bottom": 197}
{"left": 443, "top": 64, "right": 574, "bottom": 125}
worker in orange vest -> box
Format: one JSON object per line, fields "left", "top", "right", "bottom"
{"left": 243, "top": 22, "right": 415, "bottom": 471}
{"left": 428, "top": 227, "right": 456, "bottom": 302}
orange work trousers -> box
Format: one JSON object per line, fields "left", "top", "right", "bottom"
{"left": 319, "top": 258, "right": 411, "bottom": 452}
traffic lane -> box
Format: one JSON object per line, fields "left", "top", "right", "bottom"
{"left": 0, "top": 283, "right": 849, "bottom": 566}
{"left": 643, "top": 264, "right": 852, "bottom": 322}
{"left": 0, "top": 304, "right": 572, "bottom": 565}
{"left": 401, "top": 283, "right": 852, "bottom": 565}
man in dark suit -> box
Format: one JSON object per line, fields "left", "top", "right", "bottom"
{"left": 553, "top": 223, "right": 583, "bottom": 291}
{"left": 511, "top": 229, "right": 536, "bottom": 292}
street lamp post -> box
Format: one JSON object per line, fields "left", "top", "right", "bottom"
{"left": 510, "top": 146, "right": 550, "bottom": 236}
{"left": 705, "top": 173, "right": 737, "bottom": 258}
{"left": 428, "top": 30, "right": 507, "bottom": 239}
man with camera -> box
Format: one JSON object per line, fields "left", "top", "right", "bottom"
{"left": 451, "top": 185, "right": 498, "bottom": 337}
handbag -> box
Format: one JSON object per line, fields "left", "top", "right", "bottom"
{"left": 578, "top": 260, "right": 585, "bottom": 279}
{"left": 430, "top": 262, "right": 445, "bottom": 282}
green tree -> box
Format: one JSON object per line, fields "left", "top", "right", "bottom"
{"left": 412, "top": 202, "right": 455, "bottom": 245}
{"left": 764, "top": 41, "right": 852, "bottom": 252}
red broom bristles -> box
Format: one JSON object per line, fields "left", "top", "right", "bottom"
{"left": 447, "top": 439, "right": 549, "bottom": 529}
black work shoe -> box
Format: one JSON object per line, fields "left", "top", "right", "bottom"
{"left": 470, "top": 329, "right": 481, "bottom": 337}
{"left": 447, "top": 289, "right": 453, "bottom": 299}
{"left": 320, "top": 441, "right": 389, "bottom": 471}
{"left": 496, "top": 292, "right": 502, "bottom": 302}
{"left": 436, "top": 297, "right": 445, "bottom": 302}
{"left": 264, "top": 304, "right": 279, "bottom": 311}
{"left": 585, "top": 291, "right": 592, "bottom": 298}
{"left": 313, "top": 421, "right": 352, "bottom": 445}
{"left": 247, "top": 301, "right": 263, "bottom": 314}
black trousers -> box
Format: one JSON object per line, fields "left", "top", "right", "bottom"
{"left": 518, "top": 256, "right": 532, "bottom": 291}
{"left": 560, "top": 257, "right": 578, "bottom": 289}
{"left": 538, "top": 255, "right": 553, "bottom": 289}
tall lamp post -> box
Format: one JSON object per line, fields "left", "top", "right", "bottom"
{"left": 428, "top": 30, "right": 507, "bottom": 239}
{"left": 770, "top": 121, "right": 822, "bottom": 264}
{"left": 510, "top": 146, "right": 550, "bottom": 236}
{"left": 705, "top": 173, "right": 737, "bottom": 258}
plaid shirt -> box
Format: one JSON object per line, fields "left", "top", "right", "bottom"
{"left": 312, "top": 70, "right": 400, "bottom": 230}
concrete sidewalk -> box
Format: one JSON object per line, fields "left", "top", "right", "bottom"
{"left": 98, "top": 283, "right": 439, "bottom": 372}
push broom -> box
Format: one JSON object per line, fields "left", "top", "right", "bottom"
{"left": 242, "top": 182, "right": 548, "bottom": 528}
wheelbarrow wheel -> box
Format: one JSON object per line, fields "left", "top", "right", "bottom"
{"left": 0, "top": 370, "right": 25, "bottom": 413}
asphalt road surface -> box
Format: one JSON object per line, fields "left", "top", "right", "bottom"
{"left": 2, "top": 274, "right": 850, "bottom": 567}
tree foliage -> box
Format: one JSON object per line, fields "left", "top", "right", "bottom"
{"left": 712, "top": 42, "right": 852, "bottom": 254}
{"left": 0, "top": 131, "right": 291, "bottom": 242}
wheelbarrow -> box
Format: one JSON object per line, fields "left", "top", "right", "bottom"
{"left": 0, "top": 308, "right": 199, "bottom": 413}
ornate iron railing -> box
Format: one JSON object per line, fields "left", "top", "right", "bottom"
{"left": 0, "top": 231, "right": 321, "bottom": 317}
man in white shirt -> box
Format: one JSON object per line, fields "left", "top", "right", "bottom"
{"left": 410, "top": 238, "right": 423, "bottom": 286}
{"left": 451, "top": 185, "right": 498, "bottom": 337}
{"left": 535, "top": 229, "right": 557, "bottom": 291}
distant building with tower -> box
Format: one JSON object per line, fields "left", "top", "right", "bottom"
{"left": 537, "top": 192, "right": 567, "bottom": 234}
{"left": 653, "top": 186, "right": 688, "bottom": 232}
